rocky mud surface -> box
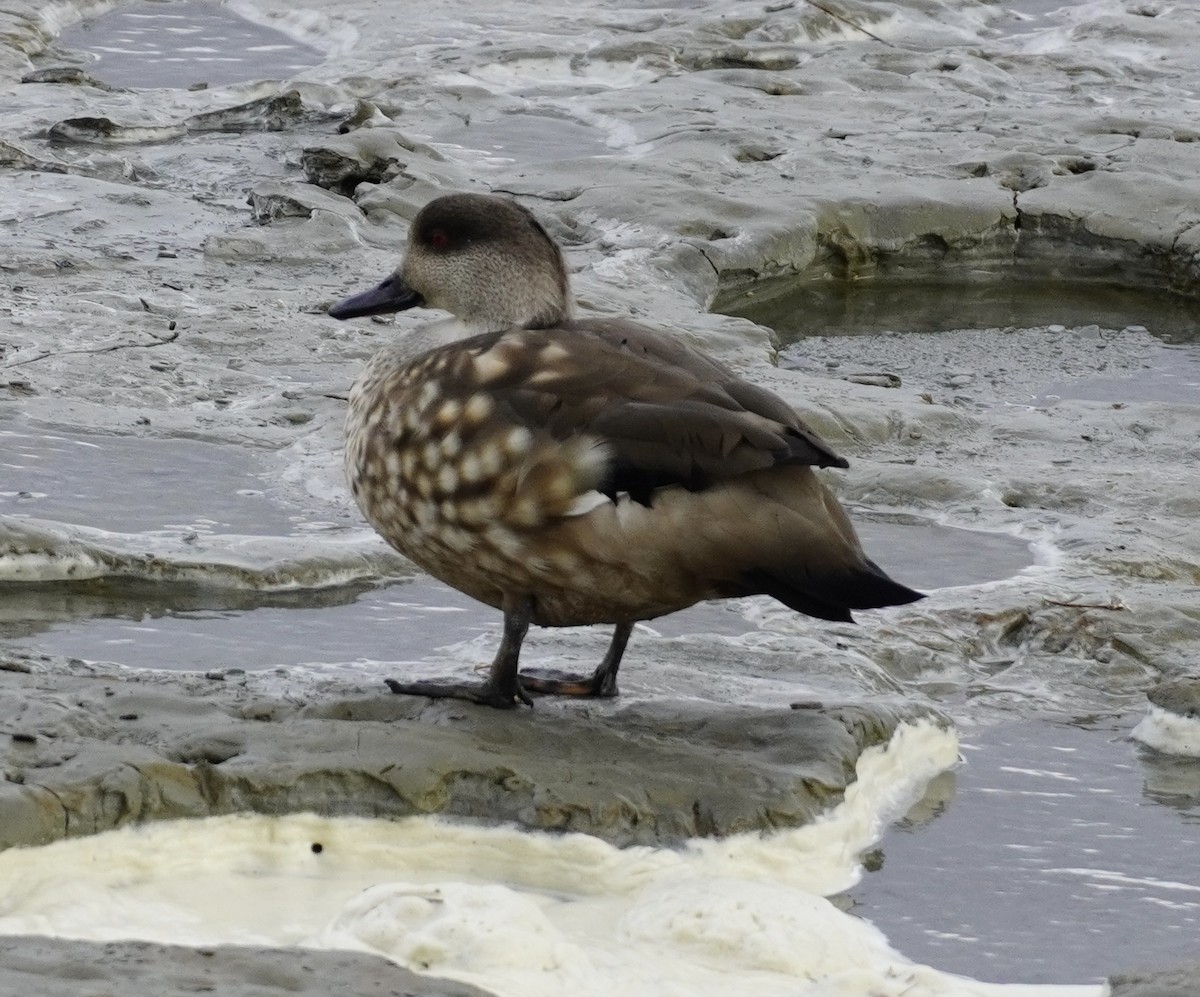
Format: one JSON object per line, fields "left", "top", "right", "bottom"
{"left": 2, "top": 0, "right": 1200, "bottom": 991}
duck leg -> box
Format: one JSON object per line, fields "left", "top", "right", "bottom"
{"left": 521, "top": 621, "right": 632, "bottom": 699}
{"left": 385, "top": 596, "right": 534, "bottom": 709}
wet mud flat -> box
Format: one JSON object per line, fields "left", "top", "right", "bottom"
{"left": 2, "top": 0, "right": 1200, "bottom": 991}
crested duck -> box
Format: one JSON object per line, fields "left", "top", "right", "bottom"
{"left": 329, "top": 192, "right": 922, "bottom": 708}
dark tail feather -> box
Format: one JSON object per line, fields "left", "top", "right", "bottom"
{"left": 744, "top": 558, "right": 924, "bottom": 623}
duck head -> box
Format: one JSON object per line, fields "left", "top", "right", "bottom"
{"left": 328, "top": 192, "right": 572, "bottom": 332}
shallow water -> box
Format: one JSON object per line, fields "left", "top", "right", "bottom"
{"left": 722, "top": 280, "right": 1200, "bottom": 346}
{"left": 431, "top": 113, "right": 616, "bottom": 164}
{"left": 0, "top": 427, "right": 308, "bottom": 535}
{"left": 995, "top": 0, "right": 1099, "bottom": 37}
{"left": 771, "top": 319, "right": 1200, "bottom": 411}
{"left": 0, "top": 425, "right": 1033, "bottom": 673}
{"left": 1031, "top": 347, "right": 1200, "bottom": 407}
{"left": 850, "top": 718, "right": 1200, "bottom": 985}
{"left": 51, "top": 0, "right": 323, "bottom": 89}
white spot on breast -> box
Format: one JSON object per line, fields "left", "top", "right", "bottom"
{"left": 434, "top": 399, "right": 462, "bottom": 427}
{"left": 509, "top": 497, "right": 541, "bottom": 527}
{"left": 385, "top": 408, "right": 405, "bottom": 437}
{"left": 463, "top": 393, "right": 494, "bottom": 426}
{"left": 437, "top": 464, "right": 459, "bottom": 495}
{"left": 473, "top": 350, "right": 510, "bottom": 384}
{"left": 459, "top": 494, "right": 501, "bottom": 525}
{"left": 439, "top": 526, "right": 476, "bottom": 553}
{"left": 383, "top": 451, "right": 401, "bottom": 480}
{"left": 486, "top": 526, "right": 524, "bottom": 559}
{"left": 478, "top": 442, "right": 505, "bottom": 477}
{"left": 417, "top": 382, "right": 439, "bottom": 410}
{"left": 459, "top": 453, "right": 483, "bottom": 484}
{"left": 421, "top": 441, "right": 441, "bottom": 469}
{"left": 440, "top": 430, "right": 462, "bottom": 459}
{"left": 413, "top": 502, "right": 436, "bottom": 528}
{"left": 504, "top": 427, "right": 533, "bottom": 456}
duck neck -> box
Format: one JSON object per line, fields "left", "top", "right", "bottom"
{"left": 473, "top": 292, "right": 573, "bottom": 334}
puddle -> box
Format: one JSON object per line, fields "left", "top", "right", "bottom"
{"left": 51, "top": 0, "right": 323, "bottom": 89}
{"left": 780, "top": 326, "right": 1200, "bottom": 410}
{"left": 1032, "top": 346, "right": 1200, "bottom": 406}
{"left": 431, "top": 113, "right": 614, "bottom": 163}
{"left": 1, "top": 574, "right": 769, "bottom": 671}
{"left": 0, "top": 428, "right": 329, "bottom": 535}
{"left": 718, "top": 279, "right": 1200, "bottom": 345}
{"left": 1, "top": 513, "right": 1029, "bottom": 674}
{"left": 855, "top": 517, "right": 1033, "bottom": 592}
{"left": 850, "top": 717, "right": 1200, "bottom": 984}
{"left": 1, "top": 425, "right": 1033, "bottom": 672}
{"left": 721, "top": 280, "right": 1200, "bottom": 409}
{"left": 2, "top": 577, "right": 487, "bottom": 669}
{"left": 993, "top": 0, "right": 1095, "bottom": 38}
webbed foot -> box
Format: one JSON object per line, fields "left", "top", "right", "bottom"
{"left": 384, "top": 677, "right": 533, "bottom": 709}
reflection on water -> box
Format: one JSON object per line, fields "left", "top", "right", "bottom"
{"left": 850, "top": 718, "right": 1200, "bottom": 985}
{"left": 51, "top": 0, "right": 323, "bottom": 89}
{"left": 718, "top": 279, "right": 1200, "bottom": 346}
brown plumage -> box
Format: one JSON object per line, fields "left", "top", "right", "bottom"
{"left": 329, "top": 192, "right": 922, "bottom": 708}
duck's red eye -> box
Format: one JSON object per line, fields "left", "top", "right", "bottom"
{"left": 428, "top": 229, "right": 450, "bottom": 249}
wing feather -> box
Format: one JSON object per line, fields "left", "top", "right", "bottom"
{"left": 454, "top": 319, "right": 847, "bottom": 502}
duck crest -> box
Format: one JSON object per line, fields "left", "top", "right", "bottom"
{"left": 330, "top": 192, "right": 923, "bottom": 709}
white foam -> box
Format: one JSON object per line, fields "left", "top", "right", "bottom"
{"left": 225, "top": 0, "right": 359, "bottom": 57}
{"left": 1132, "top": 705, "right": 1200, "bottom": 757}
{"left": 0, "top": 721, "right": 1100, "bottom": 996}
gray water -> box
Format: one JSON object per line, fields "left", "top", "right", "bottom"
{"left": 52, "top": 0, "right": 323, "bottom": 89}
{"left": 721, "top": 279, "right": 1200, "bottom": 348}
{"left": 1, "top": 426, "right": 1032, "bottom": 670}
{"left": 852, "top": 718, "right": 1200, "bottom": 984}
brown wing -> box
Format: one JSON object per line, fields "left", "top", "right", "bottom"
{"left": 449, "top": 319, "right": 848, "bottom": 503}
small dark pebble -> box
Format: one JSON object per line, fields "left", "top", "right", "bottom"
{"left": 861, "top": 848, "right": 885, "bottom": 872}
{"left": 790, "top": 700, "right": 824, "bottom": 710}
{"left": 118, "top": 713, "right": 139, "bottom": 721}
{"left": 311, "top": 842, "right": 324, "bottom": 854}
{"left": 11, "top": 732, "right": 37, "bottom": 744}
